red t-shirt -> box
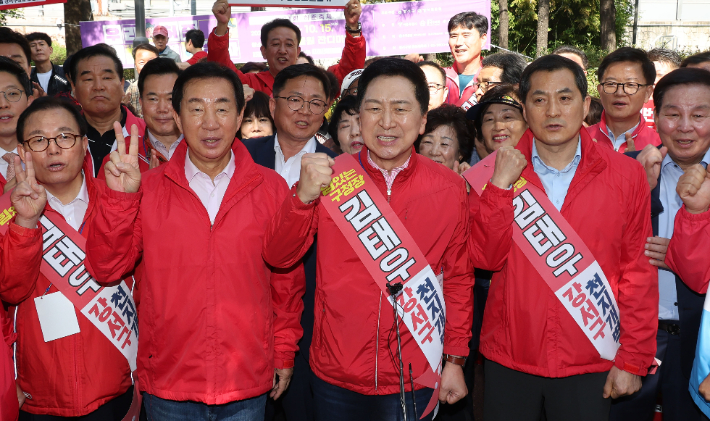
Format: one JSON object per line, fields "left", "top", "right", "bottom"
{"left": 187, "top": 51, "right": 207, "bottom": 65}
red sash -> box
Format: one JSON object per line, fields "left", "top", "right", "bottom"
{"left": 319, "top": 154, "right": 444, "bottom": 417}
{"left": 463, "top": 152, "right": 621, "bottom": 360}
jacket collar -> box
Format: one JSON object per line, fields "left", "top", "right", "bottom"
{"left": 597, "top": 110, "right": 646, "bottom": 140}
{"left": 357, "top": 145, "right": 419, "bottom": 191}
{"left": 517, "top": 127, "right": 607, "bottom": 212}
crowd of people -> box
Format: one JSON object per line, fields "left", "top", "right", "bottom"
{"left": 0, "top": 1, "right": 710, "bottom": 420}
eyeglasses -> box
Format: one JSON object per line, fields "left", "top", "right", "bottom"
{"left": 275, "top": 96, "right": 328, "bottom": 115}
{"left": 0, "top": 88, "right": 24, "bottom": 103}
{"left": 427, "top": 83, "right": 445, "bottom": 93}
{"left": 599, "top": 81, "right": 649, "bottom": 95}
{"left": 24, "top": 133, "right": 81, "bottom": 152}
{"left": 478, "top": 81, "right": 502, "bottom": 91}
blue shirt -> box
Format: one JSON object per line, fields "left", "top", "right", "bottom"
{"left": 458, "top": 74, "right": 474, "bottom": 96}
{"left": 531, "top": 138, "right": 582, "bottom": 211}
{"left": 657, "top": 148, "right": 710, "bottom": 320}
{"left": 606, "top": 121, "right": 640, "bottom": 151}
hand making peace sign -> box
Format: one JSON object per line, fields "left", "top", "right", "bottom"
{"left": 11, "top": 152, "right": 47, "bottom": 229}
{"left": 104, "top": 122, "right": 141, "bottom": 194}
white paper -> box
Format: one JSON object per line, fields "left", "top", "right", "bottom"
{"left": 34, "top": 292, "right": 80, "bottom": 342}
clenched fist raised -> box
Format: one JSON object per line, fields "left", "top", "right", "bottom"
{"left": 490, "top": 146, "right": 527, "bottom": 189}
{"left": 296, "top": 153, "right": 335, "bottom": 204}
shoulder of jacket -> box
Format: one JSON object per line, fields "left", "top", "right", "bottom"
{"left": 415, "top": 156, "right": 466, "bottom": 192}
{"left": 597, "top": 144, "right": 646, "bottom": 186}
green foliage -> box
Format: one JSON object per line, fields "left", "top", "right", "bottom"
{"left": 50, "top": 45, "right": 67, "bottom": 65}
{"left": 124, "top": 69, "right": 136, "bottom": 82}
{"left": 490, "top": 0, "right": 634, "bottom": 57}
{"left": 0, "top": 9, "right": 23, "bottom": 26}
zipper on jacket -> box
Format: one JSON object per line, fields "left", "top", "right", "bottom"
{"left": 375, "top": 291, "right": 382, "bottom": 391}
{"left": 387, "top": 190, "right": 391, "bottom": 203}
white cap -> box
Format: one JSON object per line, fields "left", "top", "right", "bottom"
{"left": 340, "top": 69, "right": 364, "bottom": 96}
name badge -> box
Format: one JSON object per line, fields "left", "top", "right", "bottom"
{"left": 34, "top": 292, "right": 81, "bottom": 342}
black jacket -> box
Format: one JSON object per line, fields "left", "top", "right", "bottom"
{"left": 627, "top": 148, "right": 705, "bottom": 378}
{"left": 30, "top": 63, "right": 71, "bottom": 96}
{"left": 242, "top": 135, "right": 336, "bottom": 362}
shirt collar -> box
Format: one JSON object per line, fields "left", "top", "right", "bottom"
{"left": 664, "top": 146, "right": 710, "bottom": 170}
{"left": 184, "top": 149, "right": 236, "bottom": 183}
{"left": 147, "top": 129, "right": 184, "bottom": 150}
{"left": 46, "top": 171, "right": 89, "bottom": 207}
{"left": 366, "top": 149, "right": 412, "bottom": 174}
{"left": 273, "top": 134, "right": 317, "bottom": 158}
{"left": 607, "top": 120, "right": 640, "bottom": 140}
{"left": 531, "top": 137, "right": 582, "bottom": 174}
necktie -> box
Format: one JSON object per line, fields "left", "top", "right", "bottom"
{"left": 2, "top": 152, "right": 17, "bottom": 181}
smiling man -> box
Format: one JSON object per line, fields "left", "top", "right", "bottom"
{"left": 444, "top": 12, "right": 488, "bottom": 109}
{"left": 208, "top": 0, "right": 365, "bottom": 96}
{"left": 468, "top": 54, "right": 657, "bottom": 421}
{"left": 0, "top": 58, "right": 33, "bottom": 191}
{"left": 70, "top": 46, "right": 147, "bottom": 176}
{"left": 262, "top": 58, "right": 508, "bottom": 421}
{"left": 587, "top": 48, "right": 661, "bottom": 153}
{"left": 87, "top": 62, "right": 305, "bottom": 421}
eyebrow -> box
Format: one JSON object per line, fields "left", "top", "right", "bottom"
{"left": 187, "top": 97, "right": 232, "bottom": 104}
{"left": 27, "top": 126, "right": 77, "bottom": 137}
{"left": 80, "top": 68, "right": 115, "bottom": 76}
{"left": 146, "top": 90, "right": 173, "bottom": 96}
{"left": 288, "top": 90, "right": 325, "bottom": 100}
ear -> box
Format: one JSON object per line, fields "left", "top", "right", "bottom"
{"left": 16, "top": 144, "right": 26, "bottom": 164}
{"left": 443, "top": 86, "right": 449, "bottom": 99}
{"left": 583, "top": 95, "right": 591, "bottom": 119}
{"left": 480, "top": 32, "right": 488, "bottom": 46}
{"left": 235, "top": 105, "right": 245, "bottom": 131}
{"left": 173, "top": 108, "right": 183, "bottom": 134}
{"left": 643, "top": 85, "right": 654, "bottom": 103}
{"left": 596, "top": 83, "right": 603, "bottom": 98}
{"left": 269, "top": 96, "right": 276, "bottom": 119}
{"left": 260, "top": 46, "right": 267, "bottom": 61}
{"left": 418, "top": 112, "right": 428, "bottom": 135}
{"left": 82, "top": 135, "right": 89, "bottom": 153}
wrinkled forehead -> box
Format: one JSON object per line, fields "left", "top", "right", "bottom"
{"left": 661, "top": 83, "right": 710, "bottom": 110}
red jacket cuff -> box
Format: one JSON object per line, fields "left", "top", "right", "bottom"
{"left": 614, "top": 349, "right": 649, "bottom": 376}
{"left": 104, "top": 186, "right": 143, "bottom": 204}
{"left": 679, "top": 204, "right": 710, "bottom": 221}
{"left": 9, "top": 221, "right": 42, "bottom": 238}
{"left": 443, "top": 344, "right": 470, "bottom": 358}
{"left": 274, "top": 353, "right": 295, "bottom": 369}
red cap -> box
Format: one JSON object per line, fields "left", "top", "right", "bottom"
{"left": 152, "top": 25, "right": 169, "bottom": 38}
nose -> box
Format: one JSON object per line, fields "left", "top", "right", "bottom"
{"left": 157, "top": 98, "right": 172, "bottom": 114}
{"left": 380, "top": 108, "right": 395, "bottom": 130}
{"left": 677, "top": 114, "right": 694, "bottom": 133}
{"left": 46, "top": 138, "right": 62, "bottom": 154}
{"left": 0, "top": 93, "right": 10, "bottom": 109}
{"left": 546, "top": 99, "right": 561, "bottom": 118}
{"left": 493, "top": 118, "right": 506, "bottom": 131}
{"left": 202, "top": 107, "right": 220, "bottom": 131}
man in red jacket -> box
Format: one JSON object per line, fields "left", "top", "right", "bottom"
{"left": 587, "top": 48, "right": 661, "bottom": 153}
{"left": 208, "top": 0, "right": 365, "bottom": 96}
{"left": 262, "top": 58, "right": 511, "bottom": 421}
{"left": 0, "top": 58, "right": 34, "bottom": 192}
{"left": 0, "top": 113, "right": 46, "bottom": 421}
{"left": 86, "top": 62, "right": 305, "bottom": 421}
{"left": 472, "top": 55, "right": 657, "bottom": 421}
{"left": 10, "top": 97, "right": 134, "bottom": 420}
{"left": 444, "top": 12, "right": 488, "bottom": 110}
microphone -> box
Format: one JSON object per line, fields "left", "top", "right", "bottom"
{"left": 387, "top": 281, "right": 408, "bottom": 421}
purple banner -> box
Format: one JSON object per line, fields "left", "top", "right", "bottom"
{"left": 80, "top": 0, "right": 489, "bottom": 69}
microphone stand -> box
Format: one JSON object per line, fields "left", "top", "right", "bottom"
{"left": 387, "top": 281, "right": 408, "bottom": 421}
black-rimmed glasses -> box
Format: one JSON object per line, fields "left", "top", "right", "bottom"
{"left": 599, "top": 82, "right": 649, "bottom": 95}
{"left": 24, "top": 133, "right": 82, "bottom": 152}
{"left": 275, "top": 96, "right": 328, "bottom": 115}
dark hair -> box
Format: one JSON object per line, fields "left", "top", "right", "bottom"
{"left": 325, "top": 70, "right": 339, "bottom": 102}
{"left": 238, "top": 91, "right": 274, "bottom": 139}
{"left": 447, "top": 12, "right": 488, "bottom": 37}
{"left": 481, "top": 52, "right": 528, "bottom": 84}
{"left": 25, "top": 32, "right": 52, "bottom": 47}
{"left": 552, "top": 45, "right": 588, "bottom": 70}
{"left": 260, "top": 19, "right": 301, "bottom": 47}
{"left": 647, "top": 48, "right": 681, "bottom": 68}
{"left": 16, "top": 96, "right": 86, "bottom": 141}
{"left": 417, "top": 61, "right": 446, "bottom": 85}
{"left": 272, "top": 64, "right": 330, "bottom": 101}
{"left": 185, "top": 29, "right": 205, "bottom": 49}
{"left": 328, "top": 95, "right": 359, "bottom": 146}
{"left": 0, "top": 57, "right": 31, "bottom": 94}
{"left": 240, "top": 62, "right": 268, "bottom": 73}
{"left": 0, "top": 27, "right": 31, "bottom": 68}
{"left": 681, "top": 51, "right": 710, "bottom": 68}
{"left": 132, "top": 43, "right": 160, "bottom": 61}
{"left": 474, "top": 84, "right": 522, "bottom": 140}
{"left": 138, "top": 58, "right": 181, "bottom": 97}
{"left": 299, "top": 51, "right": 314, "bottom": 65}
{"left": 597, "top": 47, "right": 656, "bottom": 85}
{"left": 70, "top": 45, "right": 124, "bottom": 84}
{"left": 584, "top": 97, "right": 603, "bottom": 126}
{"left": 172, "top": 62, "right": 245, "bottom": 114}
{"left": 357, "top": 57, "right": 429, "bottom": 115}
{"left": 416, "top": 104, "right": 473, "bottom": 163}
{"left": 63, "top": 54, "right": 74, "bottom": 79}
{"left": 520, "top": 54, "right": 587, "bottom": 102}
{"left": 653, "top": 67, "right": 710, "bottom": 114}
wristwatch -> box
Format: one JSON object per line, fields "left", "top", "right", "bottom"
{"left": 346, "top": 22, "right": 362, "bottom": 34}
{"left": 444, "top": 354, "right": 467, "bottom": 366}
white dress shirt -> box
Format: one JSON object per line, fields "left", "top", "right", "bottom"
{"left": 148, "top": 130, "right": 184, "bottom": 160}
{"left": 185, "top": 149, "right": 236, "bottom": 224}
{"left": 45, "top": 173, "right": 90, "bottom": 231}
{"left": 274, "top": 135, "right": 317, "bottom": 188}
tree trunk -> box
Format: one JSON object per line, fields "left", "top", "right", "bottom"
{"left": 499, "top": 0, "right": 509, "bottom": 49}
{"left": 64, "top": 0, "right": 92, "bottom": 56}
{"left": 536, "top": 0, "right": 550, "bottom": 57}
{"left": 600, "top": 0, "right": 617, "bottom": 51}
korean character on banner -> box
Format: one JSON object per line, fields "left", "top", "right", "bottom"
{"left": 107, "top": 311, "right": 126, "bottom": 338}
{"left": 110, "top": 285, "right": 128, "bottom": 310}
{"left": 396, "top": 286, "right": 414, "bottom": 307}
{"left": 130, "top": 317, "right": 139, "bottom": 337}
{"left": 341, "top": 169, "right": 357, "bottom": 182}
{"left": 432, "top": 308, "right": 446, "bottom": 338}
{"left": 352, "top": 175, "right": 365, "bottom": 189}
{"left": 328, "top": 187, "right": 343, "bottom": 202}
{"left": 415, "top": 277, "right": 437, "bottom": 304}
{"left": 322, "top": 175, "right": 340, "bottom": 195}
{"left": 596, "top": 288, "right": 612, "bottom": 317}
{"left": 606, "top": 304, "right": 621, "bottom": 341}
{"left": 88, "top": 297, "right": 112, "bottom": 323}
{"left": 341, "top": 180, "right": 356, "bottom": 197}
{"left": 426, "top": 293, "right": 444, "bottom": 327}
{"left": 585, "top": 273, "right": 604, "bottom": 300}
{"left": 0, "top": 208, "right": 15, "bottom": 225}
{"left": 121, "top": 298, "right": 136, "bottom": 328}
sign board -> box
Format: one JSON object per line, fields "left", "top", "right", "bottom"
{"left": 80, "top": 0, "right": 490, "bottom": 68}
{"left": 229, "top": 0, "right": 349, "bottom": 8}
{"left": 0, "top": 0, "right": 65, "bottom": 10}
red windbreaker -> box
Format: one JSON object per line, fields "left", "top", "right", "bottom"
{"left": 586, "top": 111, "right": 661, "bottom": 153}
{"left": 207, "top": 29, "right": 366, "bottom": 95}
{"left": 9, "top": 158, "right": 133, "bottom": 417}
{"left": 262, "top": 149, "right": 510, "bottom": 395}
{"left": 666, "top": 206, "right": 710, "bottom": 294}
{"left": 444, "top": 66, "right": 479, "bottom": 109}
{"left": 474, "top": 130, "right": 658, "bottom": 378}
{"left": 86, "top": 140, "right": 305, "bottom": 404}
{"left": 0, "top": 222, "right": 43, "bottom": 421}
